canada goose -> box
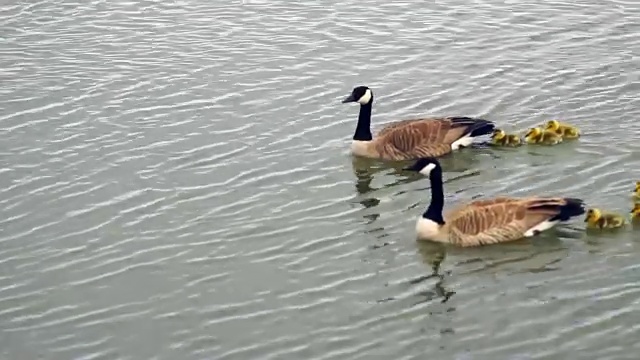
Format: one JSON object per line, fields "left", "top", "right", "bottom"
{"left": 404, "top": 157, "right": 585, "bottom": 246}
{"left": 584, "top": 208, "right": 626, "bottom": 229}
{"left": 544, "top": 120, "right": 581, "bottom": 139}
{"left": 341, "top": 86, "right": 495, "bottom": 161}
{"left": 524, "top": 127, "right": 563, "bottom": 145}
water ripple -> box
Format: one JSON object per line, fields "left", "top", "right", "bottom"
{"left": 1, "top": 0, "right": 640, "bottom": 359}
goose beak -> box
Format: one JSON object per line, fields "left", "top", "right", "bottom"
{"left": 342, "top": 94, "right": 356, "bottom": 103}
{"left": 403, "top": 164, "right": 419, "bottom": 172}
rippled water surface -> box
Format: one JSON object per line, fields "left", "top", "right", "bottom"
{"left": 2, "top": 0, "right": 640, "bottom": 359}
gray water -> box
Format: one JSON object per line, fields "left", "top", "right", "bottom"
{"left": 1, "top": 1, "right": 640, "bottom": 359}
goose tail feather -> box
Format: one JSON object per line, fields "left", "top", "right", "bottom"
{"left": 450, "top": 117, "right": 496, "bottom": 138}
{"left": 550, "top": 198, "right": 586, "bottom": 221}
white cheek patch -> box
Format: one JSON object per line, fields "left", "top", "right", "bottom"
{"left": 419, "top": 163, "right": 436, "bottom": 176}
{"left": 357, "top": 89, "right": 372, "bottom": 105}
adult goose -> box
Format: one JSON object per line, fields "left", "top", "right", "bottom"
{"left": 404, "top": 158, "right": 585, "bottom": 247}
{"left": 341, "top": 86, "right": 496, "bottom": 161}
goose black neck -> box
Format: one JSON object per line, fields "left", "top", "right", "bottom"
{"left": 353, "top": 102, "right": 373, "bottom": 141}
{"left": 422, "top": 167, "right": 446, "bottom": 225}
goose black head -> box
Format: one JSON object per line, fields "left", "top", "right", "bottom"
{"left": 403, "top": 158, "right": 441, "bottom": 177}
{"left": 342, "top": 86, "right": 373, "bottom": 105}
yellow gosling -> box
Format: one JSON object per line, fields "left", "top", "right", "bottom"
{"left": 584, "top": 208, "right": 626, "bottom": 229}
{"left": 545, "top": 120, "right": 580, "bottom": 139}
{"left": 524, "top": 127, "right": 563, "bottom": 145}
{"left": 631, "top": 203, "right": 640, "bottom": 222}
{"left": 490, "top": 129, "right": 522, "bottom": 147}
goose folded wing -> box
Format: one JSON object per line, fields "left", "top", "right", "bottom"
{"left": 444, "top": 197, "right": 518, "bottom": 220}
{"left": 376, "top": 142, "right": 453, "bottom": 160}
{"left": 447, "top": 200, "right": 555, "bottom": 247}
{"left": 379, "top": 118, "right": 467, "bottom": 151}
{"left": 376, "top": 119, "right": 424, "bottom": 137}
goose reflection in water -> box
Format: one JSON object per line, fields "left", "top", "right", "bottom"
{"left": 411, "top": 241, "right": 455, "bottom": 305}
{"left": 351, "top": 148, "right": 491, "bottom": 196}
{"left": 350, "top": 154, "right": 479, "bottom": 217}
{"left": 376, "top": 242, "right": 455, "bottom": 305}
{"left": 351, "top": 156, "right": 416, "bottom": 225}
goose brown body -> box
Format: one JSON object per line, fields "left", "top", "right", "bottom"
{"left": 343, "top": 86, "right": 495, "bottom": 161}
{"left": 438, "top": 197, "right": 584, "bottom": 246}
{"left": 405, "top": 158, "right": 585, "bottom": 247}
{"left": 357, "top": 117, "right": 496, "bottom": 160}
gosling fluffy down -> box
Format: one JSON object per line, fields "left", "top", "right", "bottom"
{"left": 584, "top": 208, "right": 626, "bottom": 229}
{"left": 524, "top": 127, "right": 563, "bottom": 145}
{"left": 545, "top": 120, "right": 581, "bottom": 139}
{"left": 490, "top": 129, "right": 522, "bottom": 147}
{"left": 342, "top": 86, "right": 495, "bottom": 161}
{"left": 631, "top": 203, "right": 640, "bottom": 221}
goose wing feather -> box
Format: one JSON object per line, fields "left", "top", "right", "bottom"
{"left": 378, "top": 117, "right": 469, "bottom": 146}
{"left": 376, "top": 141, "right": 453, "bottom": 160}
{"left": 374, "top": 117, "right": 487, "bottom": 160}
{"left": 443, "top": 197, "right": 514, "bottom": 219}
{"left": 446, "top": 197, "right": 571, "bottom": 247}
{"left": 376, "top": 119, "right": 424, "bottom": 136}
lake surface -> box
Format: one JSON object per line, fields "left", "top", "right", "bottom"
{"left": 1, "top": 0, "right": 640, "bottom": 359}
